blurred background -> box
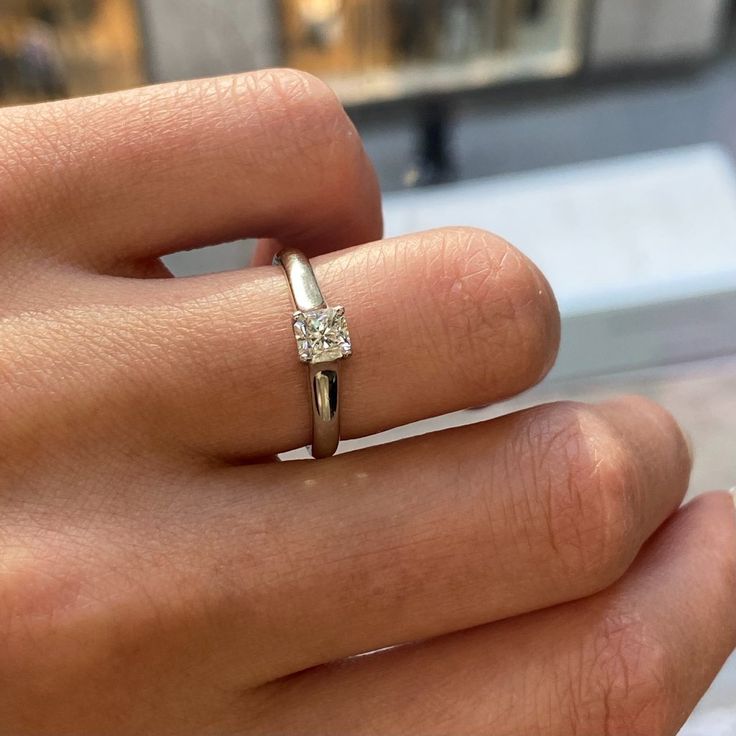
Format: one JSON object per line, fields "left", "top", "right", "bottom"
{"left": 1, "top": 2, "right": 734, "bottom": 731}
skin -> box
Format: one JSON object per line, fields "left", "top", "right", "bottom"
{"left": 0, "top": 68, "right": 733, "bottom": 736}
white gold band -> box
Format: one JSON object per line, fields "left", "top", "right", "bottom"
{"left": 275, "top": 248, "right": 351, "bottom": 459}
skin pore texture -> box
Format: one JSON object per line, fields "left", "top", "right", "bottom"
{"left": 0, "top": 69, "right": 734, "bottom": 736}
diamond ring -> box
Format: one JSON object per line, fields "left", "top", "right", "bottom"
{"left": 275, "top": 248, "right": 351, "bottom": 458}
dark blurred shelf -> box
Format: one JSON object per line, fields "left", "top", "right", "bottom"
{"left": 355, "top": 50, "right": 736, "bottom": 191}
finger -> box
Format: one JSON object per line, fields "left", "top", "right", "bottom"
{"left": 0, "top": 70, "right": 382, "bottom": 269}
{"left": 0, "top": 399, "right": 694, "bottom": 722}
{"left": 196, "top": 395, "right": 690, "bottom": 681}
{"left": 33, "top": 226, "right": 560, "bottom": 459}
{"left": 4, "top": 227, "right": 558, "bottom": 459}
{"left": 255, "top": 491, "right": 736, "bottom": 736}
{"left": 18, "top": 396, "right": 687, "bottom": 689}
{"left": 2, "top": 396, "right": 690, "bottom": 696}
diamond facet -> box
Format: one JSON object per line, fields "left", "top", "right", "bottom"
{"left": 292, "top": 306, "right": 351, "bottom": 364}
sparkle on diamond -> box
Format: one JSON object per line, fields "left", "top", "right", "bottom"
{"left": 292, "top": 306, "right": 351, "bottom": 364}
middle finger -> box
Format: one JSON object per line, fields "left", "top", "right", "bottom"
{"left": 4, "top": 400, "right": 689, "bottom": 692}
{"left": 227, "top": 395, "right": 690, "bottom": 680}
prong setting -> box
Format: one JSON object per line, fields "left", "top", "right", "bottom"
{"left": 292, "top": 305, "right": 351, "bottom": 364}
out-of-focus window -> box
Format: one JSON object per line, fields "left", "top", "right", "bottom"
{"left": 280, "top": 0, "right": 584, "bottom": 104}
{"left": 0, "top": 0, "right": 144, "bottom": 106}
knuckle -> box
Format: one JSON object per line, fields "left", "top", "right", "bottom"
{"left": 239, "top": 68, "right": 360, "bottom": 179}
{"left": 249, "top": 67, "right": 341, "bottom": 122}
{"left": 0, "top": 538, "right": 78, "bottom": 667}
{"left": 427, "top": 226, "right": 559, "bottom": 392}
{"left": 620, "top": 394, "right": 691, "bottom": 474}
{"left": 574, "top": 608, "right": 674, "bottom": 735}
{"left": 525, "top": 402, "right": 641, "bottom": 587}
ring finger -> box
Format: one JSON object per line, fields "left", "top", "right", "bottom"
{"left": 6, "top": 225, "right": 559, "bottom": 460}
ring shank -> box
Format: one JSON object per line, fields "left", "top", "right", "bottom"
{"left": 276, "top": 248, "right": 342, "bottom": 459}
{"left": 275, "top": 249, "right": 326, "bottom": 311}
{"left": 309, "top": 361, "right": 340, "bottom": 458}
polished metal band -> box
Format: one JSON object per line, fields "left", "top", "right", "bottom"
{"left": 276, "top": 248, "right": 343, "bottom": 459}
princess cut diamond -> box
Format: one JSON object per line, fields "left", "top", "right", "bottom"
{"left": 292, "top": 306, "right": 351, "bottom": 364}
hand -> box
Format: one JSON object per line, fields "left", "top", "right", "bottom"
{"left": 0, "top": 69, "right": 734, "bottom": 736}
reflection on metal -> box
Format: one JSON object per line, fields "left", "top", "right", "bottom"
{"left": 0, "top": 0, "right": 144, "bottom": 106}
{"left": 280, "top": 0, "right": 585, "bottom": 105}
{"left": 309, "top": 363, "right": 340, "bottom": 458}
{"left": 312, "top": 367, "right": 338, "bottom": 424}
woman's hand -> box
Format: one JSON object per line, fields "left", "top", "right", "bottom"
{"left": 0, "top": 69, "right": 734, "bottom": 736}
